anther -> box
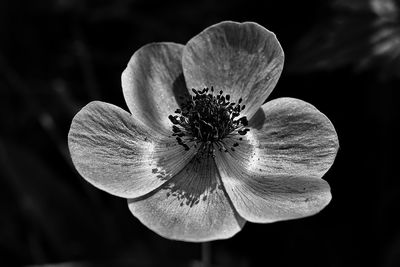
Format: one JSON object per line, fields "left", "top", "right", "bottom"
{"left": 168, "top": 87, "right": 250, "bottom": 154}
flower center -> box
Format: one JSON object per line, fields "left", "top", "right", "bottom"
{"left": 168, "top": 87, "right": 250, "bottom": 157}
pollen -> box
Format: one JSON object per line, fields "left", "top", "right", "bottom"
{"left": 168, "top": 87, "right": 250, "bottom": 157}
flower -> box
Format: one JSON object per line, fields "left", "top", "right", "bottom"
{"left": 68, "top": 21, "right": 339, "bottom": 242}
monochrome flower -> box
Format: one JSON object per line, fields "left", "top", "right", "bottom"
{"left": 68, "top": 21, "right": 339, "bottom": 242}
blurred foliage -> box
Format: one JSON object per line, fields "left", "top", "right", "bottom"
{"left": 289, "top": 0, "right": 400, "bottom": 79}
{"left": 0, "top": 0, "right": 399, "bottom": 266}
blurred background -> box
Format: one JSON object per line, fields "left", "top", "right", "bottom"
{"left": 0, "top": 0, "right": 398, "bottom": 266}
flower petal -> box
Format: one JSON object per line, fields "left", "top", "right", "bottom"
{"left": 216, "top": 158, "right": 331, "bottom": 224}
{"left": 248, "top": 97, "right": 339, "bottom": 178}
{"left": 182, "top": 21, "right": 284, "bottom": 119}
{"left": 128, "top": 156, "right": 245, "bottom": 242}
{"left": 122, "top": 42, "right": 190, "bottom": 134}
{"left": 68, "top": 101, "right": 196, "bottom": 198}
{"left": 214, "top": 97, "right": 338, "bottom": 223}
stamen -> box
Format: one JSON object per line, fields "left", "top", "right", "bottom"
{"left": 168, "top": 87, "right": 250, "bottom": 156}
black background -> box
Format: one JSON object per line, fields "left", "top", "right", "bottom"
{"left": 0, "top": 0, "right": 397, "bottom": 266}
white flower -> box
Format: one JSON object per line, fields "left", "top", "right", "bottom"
{"left": 68, "top": 21, "right": 339, "bottom": 242}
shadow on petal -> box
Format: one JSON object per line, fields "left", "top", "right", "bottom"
{"left": 248, "top": 107, "right": 266, "bottom": 130}
{"left": 172, "top": 73, "right": 192, "bottom": 108}
{"left": 128, "top": 156, "right": 245, "bottom": 242}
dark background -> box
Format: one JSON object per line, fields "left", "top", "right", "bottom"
{"left": 0, "top": 0, "right": 397, "bottom": 266}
